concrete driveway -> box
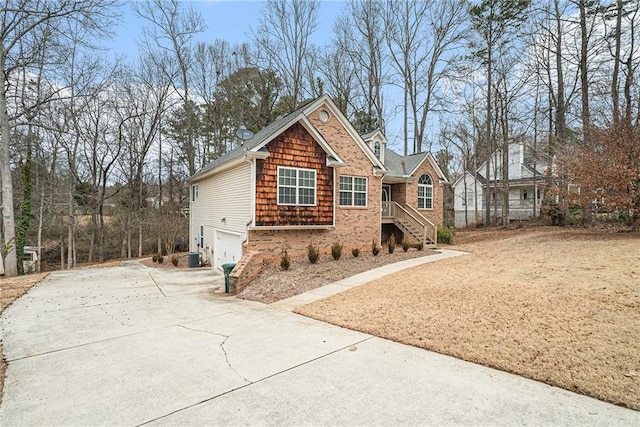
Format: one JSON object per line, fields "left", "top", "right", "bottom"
{"left": 0, "top": 263, "right": 637, "bottom": 426}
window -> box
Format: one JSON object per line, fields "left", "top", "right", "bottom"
{"left": 418, "top": 174, "right": 433, "bottom": 209}
{"left": 277, "top": 167, "right": 316, "bottom": 206}
{"left": 191, "top": 184, "right": 198, "bottom": 202}
{"left": 523, "top": 189, "right": 529, "bottom": 200}
{"left": 339, "top": 176, "right": 368, "bottom": 207}
{"left": 373, "top": 141, "right": 381, "bottom": 159}
{"left": 466, "top": 189, "right": 474, "bottom": 206}
{"left": 199, "top": 225, "right": 204, "bottom": 248}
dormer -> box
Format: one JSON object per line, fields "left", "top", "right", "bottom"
{"left": 361, "top": 129, "right": 387, "bottom": 164}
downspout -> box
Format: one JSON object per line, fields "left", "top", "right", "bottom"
{"left": 243, "top": 154, "right": 255, "bottom": 247}
{"left": 189, "top": 180, "right": 194, "bottom": 253}
{"left": 333, "top": 167, "right": 337, "bottom": 228}
{"left": 374, "top": 166, "right": 388, "bottom": 248}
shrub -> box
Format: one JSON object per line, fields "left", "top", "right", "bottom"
{"left": 331, "top": 241, "right": 343, "bottom": 260}
{"left": 437, "top": 227, "right": 456, "bottom": 244}
{"left": 157, "top": 254, "right": 164, "bottom": 264}
{"left": 416, "top": 241, "right": 424, "bottom": 251}
{"left": 401, "top": 236, "right": 411, "bottom": 252}
{"left": 371, "top": 239, "right": 380, "bottom": 256}
{"left": 280, "top": 248, "right": 291, "bottom": 270}
{"left": 152, "top": 254, "right": 158, "bottom": 263}
{"left": 170, "top": 255, "right": 178, "bottom": 266}
{"left": 352, "top": 248, "right": 361, "bottom": 258}
{"left": 388, "top": 234, "right": 396, "bottom": 254}
{"left": 307, "top": 242, "right": 320, "bottom": 264}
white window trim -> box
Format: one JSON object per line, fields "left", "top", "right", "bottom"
{"left": 277, "top": 166, "right": 317, "bottom": 207}
{"left": 191, "top": 184, "right": 198, "bottom": 202}
{"left": 465, "top": 189, "right": 474, "bottom": 206}
{"left": 339, "top": 175, "right": 368, "bottom": 207}
{"left": 418, "top": 174, "right": 433, "bottom": 210}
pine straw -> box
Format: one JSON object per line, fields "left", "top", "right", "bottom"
{"left": 239, "top": 249, "right": 434, "bottom": 304}
{"left": 296, "top": 228, "right": 640, "bottom": 410}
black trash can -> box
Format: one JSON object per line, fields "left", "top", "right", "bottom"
{"left": 188, "top": 252, "right": 201, "bottom": 268}
{"left": 222, "top": 263, "right": 237, "bottom": 293}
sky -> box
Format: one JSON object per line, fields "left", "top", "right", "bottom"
{"left": 102, "top": 0, "right": 422, "bottom": 153}
{"left": 106, "top": 0, "right": 346, "bottom": 61}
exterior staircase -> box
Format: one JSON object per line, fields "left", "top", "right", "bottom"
{"left": 382, "top": 202, "right": 437, "bottom": 245}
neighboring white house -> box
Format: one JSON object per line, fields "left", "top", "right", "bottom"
{"left": 453, "top": 143, "right": 545, "bottom": 227}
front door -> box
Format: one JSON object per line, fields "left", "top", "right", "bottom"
{"left": 382, "top": 185, "right": 391, "bottom": 202}
{"left": 382, "top": 185, "right": 392, "bottom": 217}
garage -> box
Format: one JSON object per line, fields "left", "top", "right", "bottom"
{"left": 213, "top": 229, "right": 244, "bottom": 269}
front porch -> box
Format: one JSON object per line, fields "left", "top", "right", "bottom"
{"left": 382, "top": 201, "right": 437, "bottom": 244}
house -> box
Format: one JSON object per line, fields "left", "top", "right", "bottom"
{"left": 189, "top": 95, "right": 448, "bottom": 272}
{"left": 452, "top": 143, "right": 545, "bottom": 227}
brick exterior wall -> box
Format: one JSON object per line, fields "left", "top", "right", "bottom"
{"left": 246, "top": 102, "right": 382, "bottom": 259}
{"left": 255, "top": 122, "right": 333, "bottom": 226}
{"left": 228, "top": 250, "right": 263, "bottom": 294}
{"left": 390, "top": 183, "right": 408, "bottom": 204}
{"left": 400, "top": 158, "right": 445, "bottom": 226}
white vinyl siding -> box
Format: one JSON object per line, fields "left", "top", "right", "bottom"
{"left": 190, "top": 161, "right": 251, "bottom": 253}
{"left": 339, "top": 176, "right": 368, "bottom": 207}
{"left": 277, "top": 166, "right": 316, "bottom": 206}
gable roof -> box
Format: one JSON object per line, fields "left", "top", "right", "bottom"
{"left": 360, "top": 129, "right": 386, "bottom": 143}
{"left": 303, "top": 96, "right": 387, "bottom": 170}
{"left": 382, "top": 148, "right": 449, "bottom": 182}
{"left": 190, "top": 95, "right": 388, "bottom": 182}
{"left": 452, "top": 170, "right": 486, "bottom": 187}
{"left": 190, "top": 98, "right": 345, "bottom": 182}
{"left": 384, "top": 149, "right": 426, "bottom": 176}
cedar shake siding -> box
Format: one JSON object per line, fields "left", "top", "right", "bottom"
{"left": 254, "top": 122, "right": 334, "bottom": 226}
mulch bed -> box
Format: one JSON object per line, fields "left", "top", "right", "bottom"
{"left": 239, "top": 248, "right": 435, "bottom": 304}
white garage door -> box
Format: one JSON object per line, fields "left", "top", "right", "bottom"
{"left": 214, "top": 230, "right": 244, "bottom": 269}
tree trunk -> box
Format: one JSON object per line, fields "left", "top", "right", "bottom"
{"left": 484, "top": 27, "right": 493, "bottom": 227}
{"left": 611, "top": 0, "right": 622, "bottom": 126}
{"left": 501, "top": 94, "right": 510, "bottom": 227}
{"left": 99, "top": 205, "right": 105, "bottom": 263}
{"left": 0, "top": 48, "right": 18, "bottom": 276}
{"left": 578, "top": 0, "right": 590, "bottom": 143}
{"left": 67, "top": 191, "right": 74, "bottom": 269}
{"left": 60, "top": 216, "right": 65, "bottom": 270}
{"left": 88, "top": 214, "right": 96, "bottom": 263}
{"left": 554, "top": 0, "right": 567, "bottom": 147}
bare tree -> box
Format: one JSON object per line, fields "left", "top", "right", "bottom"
{"left": 572, "top": 0, "right": 602, "bottom": 142}
{"left": 134, "top": 0, "right": 205, "bottom": 176}
{"left": 1, "top": 0, "right": 118, "bottom": 275}
{"left": 335, "top": 0, "right": 387, "bottom": 133}
{"left": 470, "top": 0, "right": 530, "bottom": 226}
{"left": 317, "top": 44, "right": 357, "bottom": 117}
{"left": 116, "top": 57, "right": 173, "bottom": 258}
{"left": 385, "top": 0, "right": 468, "bottom": 155}
{"left": 254, "top": 0, "right": 319, "bottom": 111}
{"left": 604, "top": 0, "right": 640, "bottom": 126}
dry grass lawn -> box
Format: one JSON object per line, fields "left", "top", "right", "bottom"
{"left": 296, "top": 228, "right": 640, "bottom": 410}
